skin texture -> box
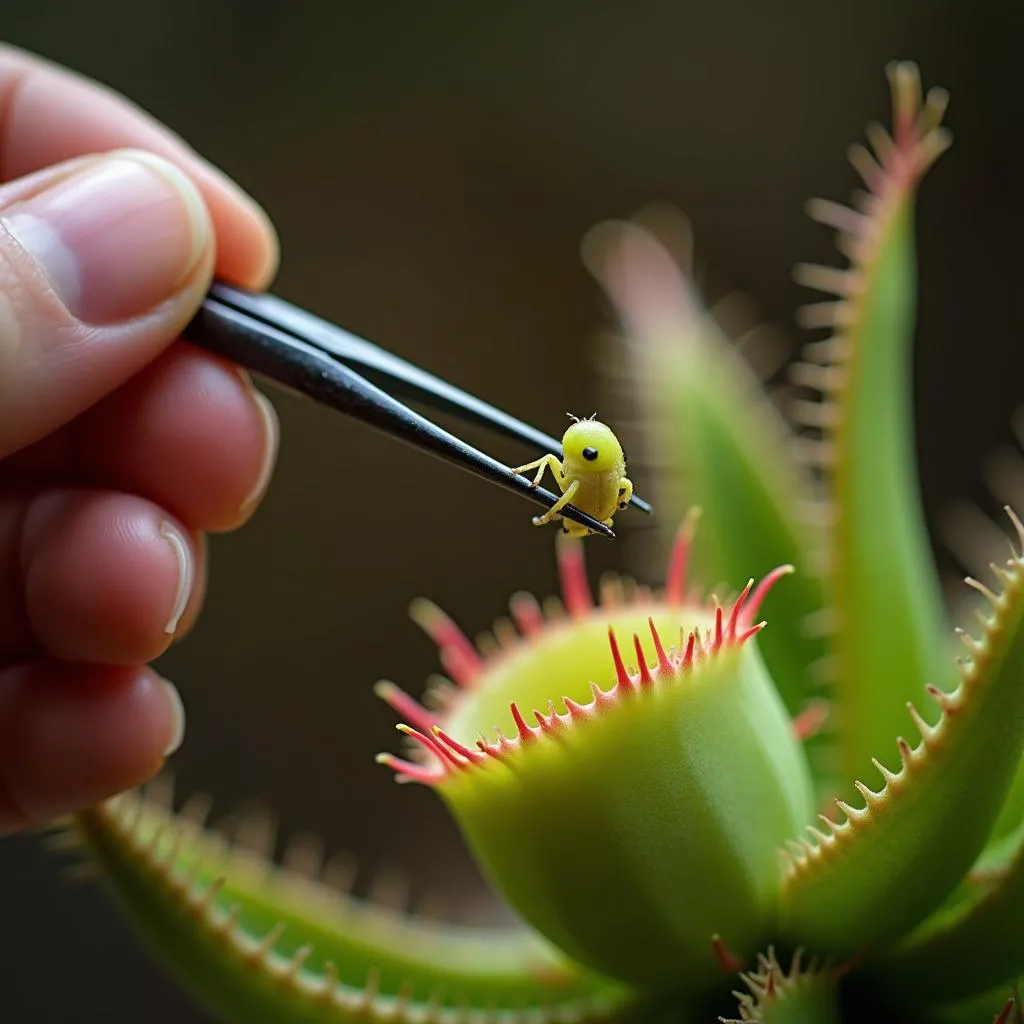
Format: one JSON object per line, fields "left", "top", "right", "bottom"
{"left": 0, "top": 45, "right": 280, "bottom": 834}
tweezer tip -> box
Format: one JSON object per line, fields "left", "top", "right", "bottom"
{"left": 564, "top": 511, "right": 614, "bottom": 539}
{"left": 198, "top": 285, "right": 644, "bottom": 535}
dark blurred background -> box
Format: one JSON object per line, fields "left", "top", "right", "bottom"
{"left": 1, "top": 1, "right": 1021, "bottom": 1019}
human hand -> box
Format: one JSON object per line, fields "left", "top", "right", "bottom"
{"left": 0, "top": 46, "right": 281, "bottom": 834}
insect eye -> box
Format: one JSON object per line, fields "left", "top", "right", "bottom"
{"left": 582, "top": 446, "right": 599, "bottom": 462}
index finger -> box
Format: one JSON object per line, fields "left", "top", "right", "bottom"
{"left": 0, "top": 44, "right": 279, "bottom": 291}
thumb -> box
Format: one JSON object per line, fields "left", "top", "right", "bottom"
{"left": 0, "top": 149, "right": 215, "bottom": 458}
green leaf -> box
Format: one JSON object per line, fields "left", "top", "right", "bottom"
{"left": 872, "top": 812, "right": 1024, "bottom": 1005}
{"left": 790, "top": 62, "right": 955, "bottom": 788}
{"left": 413, "top": 616, "right": 813, "bottom": 993}
{"left": 778, "top": 511, "right": 1024, "bottom": 957}
{"left": 939, "top": 504, "right": 1024, "bottom": 859}
{"left": 582, "top": 214, "right": 829, "bottom": 727}
{"left": 70, "top": 785, "right": 632, "bottom": 1024}
{"left": 986, "top": 755, "right": 1024, "bottom": 851}
{"left": 912, "top": 985, "right": 1021, "bottom": 1024}
{"left": 718, "top": 950, "right": 842, "bottom": 1023}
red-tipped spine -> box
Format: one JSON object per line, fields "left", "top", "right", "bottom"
{"left": 510, "top": 702, "right": 536, "bottom": 743}
{"left": 509, "top": 592, "right": 544, "bottom": 636}
{"left": 665, "top": 509, "right": 700, "bottom": 604}
{"left": 792, "top": 699, "right": 831, "bottom": 742}
{"left": 711, "top": 934, "right": 744, "bottom": 974}
{"left": 727, "top": 579, "right": 755, "bottom": 640}
{"left": 633, "top": 634, "right": 653, "bottom": 686}
{"left": 376, "top": 752, "right": 443, "bottom": 786}
{"left": 374, "top": 682, "right": 438, "bottom": 734}
{"left": 433, "top": 727, "right": 480, "bottom": 763}
{"left": 736, "top": 622, "right": 767, "bottom": 645}
{"left": 563, "top": 697, "right": 589, "bottom": 722}
{"left": 410, "top": 599, "right": 484, "bottom": 686}
{"left": 398, "top": 724, "right": 465, "bottom": 772}
{"left": 607, "top": 628, "right": 632, "bottom": 691}
{"left": 744, "top": 565, "right": 795, "bottom": 626}
{"left": 682, "top": 631, "right": 697, "bottom": 668}
{"left": 648, "top": 619, "right": 672, "bottom": 674}
{"left": 557, "top": 536, "right": 594, "bottom": 618}
{"left": 993, "top": 998, "right": 1016, "bottom": 1024}
{"left": 439, "top": 647, "right": 482, "bottom": 688}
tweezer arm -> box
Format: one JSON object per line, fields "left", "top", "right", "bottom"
{"left": 208, "top": 283, "right": 651, "bottom": 516}
{"left": 186, "top": 299, "right": 615, "bottom": 538}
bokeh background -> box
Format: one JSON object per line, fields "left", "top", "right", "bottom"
{"left": 2, "top": 1, "right": 1021, "bottom": 1019}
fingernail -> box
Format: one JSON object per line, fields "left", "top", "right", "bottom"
{"left": 158, "top": 520, "right": 193, "bottom": 635}
{"left": 240, "top": 391, "right": 279, "bottom": 515}
{"left": 160, "top": 678, "right": 186, "bottom": 756}
{"left": 1, "top": 149, "right": 211, "bottom": 324}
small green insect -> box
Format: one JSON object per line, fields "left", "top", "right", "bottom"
{"left": 510, "top": 414, "right": 633, "bottom": 537}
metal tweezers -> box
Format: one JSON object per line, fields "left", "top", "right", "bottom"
{"left": 184, "top": 282, "right": 652, "bottom": 539}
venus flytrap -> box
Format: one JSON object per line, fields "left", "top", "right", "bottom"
{"left": 719, "top": 950, "right": 844, "bottom": 1024}
{"left": 377, "top": 530, "right": 810, "bottom": 993}
{"left": 40, "top": 61, "right": 1024, "bottom": 1022}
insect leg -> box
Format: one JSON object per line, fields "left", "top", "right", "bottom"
{"left": 510, "top": 454, "right": 562, "bottom": 489}
{"left": 532, "top": 479, "right": 580, "bottom": 526}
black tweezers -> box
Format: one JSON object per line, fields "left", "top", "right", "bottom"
{"left": 184, "top": 282, "right": 651, "bottom": 539}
